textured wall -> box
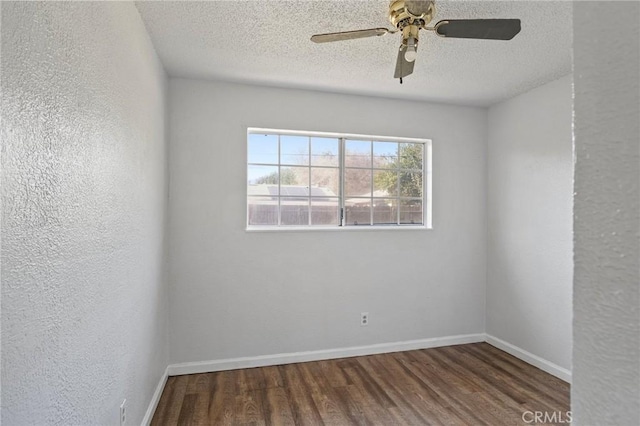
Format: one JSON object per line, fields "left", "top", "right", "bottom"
{"left": 1, "top": 2, "right": 168, "bottom": 425}
{"left": 572, "top": 1, "right": 640, "bottom": 424}
{"left": 487, "top": 75, "right": 573, "bottom": 373}
{"left": 168, "top": 79, "right": 487, "bottom": 364}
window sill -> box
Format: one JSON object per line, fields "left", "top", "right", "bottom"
{"left": 245, "top": 225, "right": 431, "bottom": 233}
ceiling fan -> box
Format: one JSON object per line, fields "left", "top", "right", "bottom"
{"left": 310, "top": 0, "right": 521, "bottom": 83}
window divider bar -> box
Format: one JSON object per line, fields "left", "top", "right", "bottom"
{"left": 370, "top": 141, "right": 374, "bottom": 226}
{"left": 339, "top": 137, "right": 345, "bottom": 226}
{"left": 277, "top": 134, "right": 281, "bottom": 226}
{"left": 308, "top": 136, "right": 311, "bottom": 226}
{"left": 397, "top": 163, "right": 401, "bottom": 225}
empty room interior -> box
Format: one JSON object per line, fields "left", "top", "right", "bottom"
{"left": 1, "top": 1, "right": 638, "bottom": 425}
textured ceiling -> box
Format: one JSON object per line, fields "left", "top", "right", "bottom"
{"left": 136, "top": 1, "right": 572, "bottom": 106}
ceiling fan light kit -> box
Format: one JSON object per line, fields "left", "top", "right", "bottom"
{"left": 310, "top": 0, "right": 521, "bottom": 83}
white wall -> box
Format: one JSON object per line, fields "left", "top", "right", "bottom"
{"left": 572, "top": 2, "right": 640, "bottom": 424}
{"left": 1, "top": 2, "right": 168, "bottom": 425}
{"left": 168, "top": 79, "right": 487, "bottom": 364}
{"left": 486, "top": 75, "right": 574, "bottom": 376}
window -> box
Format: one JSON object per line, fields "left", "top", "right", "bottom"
{"left": 247, "top": 128, "right": 431, "bottom": 229}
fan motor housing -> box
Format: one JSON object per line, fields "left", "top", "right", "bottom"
{"left": 389, "top": 0, "right": 435, "bottom": 29}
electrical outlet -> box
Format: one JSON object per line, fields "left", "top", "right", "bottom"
{"left": 120, "top": 399, "right": 127, "bottom": 426}
{"left": 361, "top": 312, "right": 369, "bottom": 326}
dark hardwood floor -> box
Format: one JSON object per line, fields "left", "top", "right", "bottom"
{"left": 151, "top": 343, "right": 570, "bottom": 425}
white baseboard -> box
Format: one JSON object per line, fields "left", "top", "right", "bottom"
{"left": 485, "top": 334, "right": 571, "bottom": 383}
{"left": 141, "top": 366, "right": 169, "bottom": 426}
{"left": 167, "top": 333, "right": 485, "bottom": 376}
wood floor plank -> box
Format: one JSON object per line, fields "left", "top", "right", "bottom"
{"left": 207, "top": 370, "right": 236, "bottom": 425}
{"left": 390, "top": 351, "right": 495, "bottom": 425}
{"left": 315, "top": 360, "right": 351, "bottom": 388}
{"left": 339, "top": 383, "right": 399, "bottom": 425}
{"left": 235, "top": 389, "right": 266, "bottom": 425}
{"left": 341, "top": 361, "right": 396, "bottom": 409}
{"left": 263, "top": 387, "right": 296, "bottom": 426}
{"left": 299, "top": 362, "right": 355, "bottom": 425}
{"left": 455, "top": 344, "right": 568, "bottom": 412}
{"left": 410, "top": 347, "right": 529, "bottom": 423}
{"left": 238, "top": 367, "right": 268, "bottom": 392}
{"left": 460, "top": 350, "right": 565, "bottom": 417}
{"left": 151, "top": 343, "right": 571, "bottom": 425}
{"left": 331, "top": 386, "right": 373, "bottom": 426}
{"left": 154, "top": 375, "right": 188, "bottom": 425}
{"left": 278, "top": 364, "right": 324, "bottom": 426}
{"left": 420, "top": 348, "right": 519, "bottom": 400}
{"left": 362, "top": 354, "right": 454, "bottom": 425}
{"left": 185, "top": 373, "right": 210, "bottom": 395}
{"left": 184, "top": 374, "right": 211, "bottom": 424}
{"left": 420, "top": 347, "right": 529, "bottom": 406}
{"left": 474, "top": 344, "right": 570, "bottom": 401}
{"left": 176, "top": 394, "right": 197, "bottom": 425}
{"left": 150, "top": 377, "right": 178, "bottom": 426}
{"left": 262, "top": 365, "right": 285, "bottom": 389}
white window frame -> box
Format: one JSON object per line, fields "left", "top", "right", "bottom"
{"left": 246, "top": 127, "right": 432, "bottom": 231}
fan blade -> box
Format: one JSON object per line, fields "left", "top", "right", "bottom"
{"left": 434, "top": 19, "right": 521, "bottom": 40}
{"left": 394, "top": 46, "right": 415, "bottom": 79}
{"left": 311, "top": 28, "right": 389, "bottom": 43}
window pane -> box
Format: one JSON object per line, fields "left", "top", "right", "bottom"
{"left": 311, "top": 197, "right": 339, "bottom": 225}
{"left": 248, "top": 165, "right": 279, "bottom": 197}
{"left": 345, "top": 199, "right": 371, "bottom": 226}
{"left": 400, "top": 199, "right": 423, "bottom": 225}
{"left": 373, "top": 198, "right": 398, "bottom": 225}
{"left": 248, "top": 134, "right": 278, "bottom": 164}
{"left": 248, "top": 196, "right": 278, "bottom": 225}
{"left": 399, "top": 170, "right": 423, "bottom": 198}
{"left": 311, "top": 137, "right": 339, "bottom": 167}
{"left": 373, "top": 141, "right": 398, "bottom": 169}
{"left": 373, "top": 169, "right": 398, "bottom": 197}
{"left": 399, "top": 143, "right": 423, "bottom": 170}
{"left": 281, "top": 135, "right": 309, "bottom": 165}
{"left": 247, "top": 131, "right": 426, "bottom": 229}
{"left": 311, "top": 167, "right": 339, "bottom": 196}
{"left": 280, "top": 166, "right": 308, "bottom": 189}
{"left": 345, "top": 140, "right": 371, "bottom": 168}
{"left": 344, "top": 168, "right": 371, "bottom": 196}
{"left": 281, "top": 197, "right": 309, "bottom": 226}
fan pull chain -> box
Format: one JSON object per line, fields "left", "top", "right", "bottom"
{"left": 400, "top": 78, "right": 403, "bottom": 84}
